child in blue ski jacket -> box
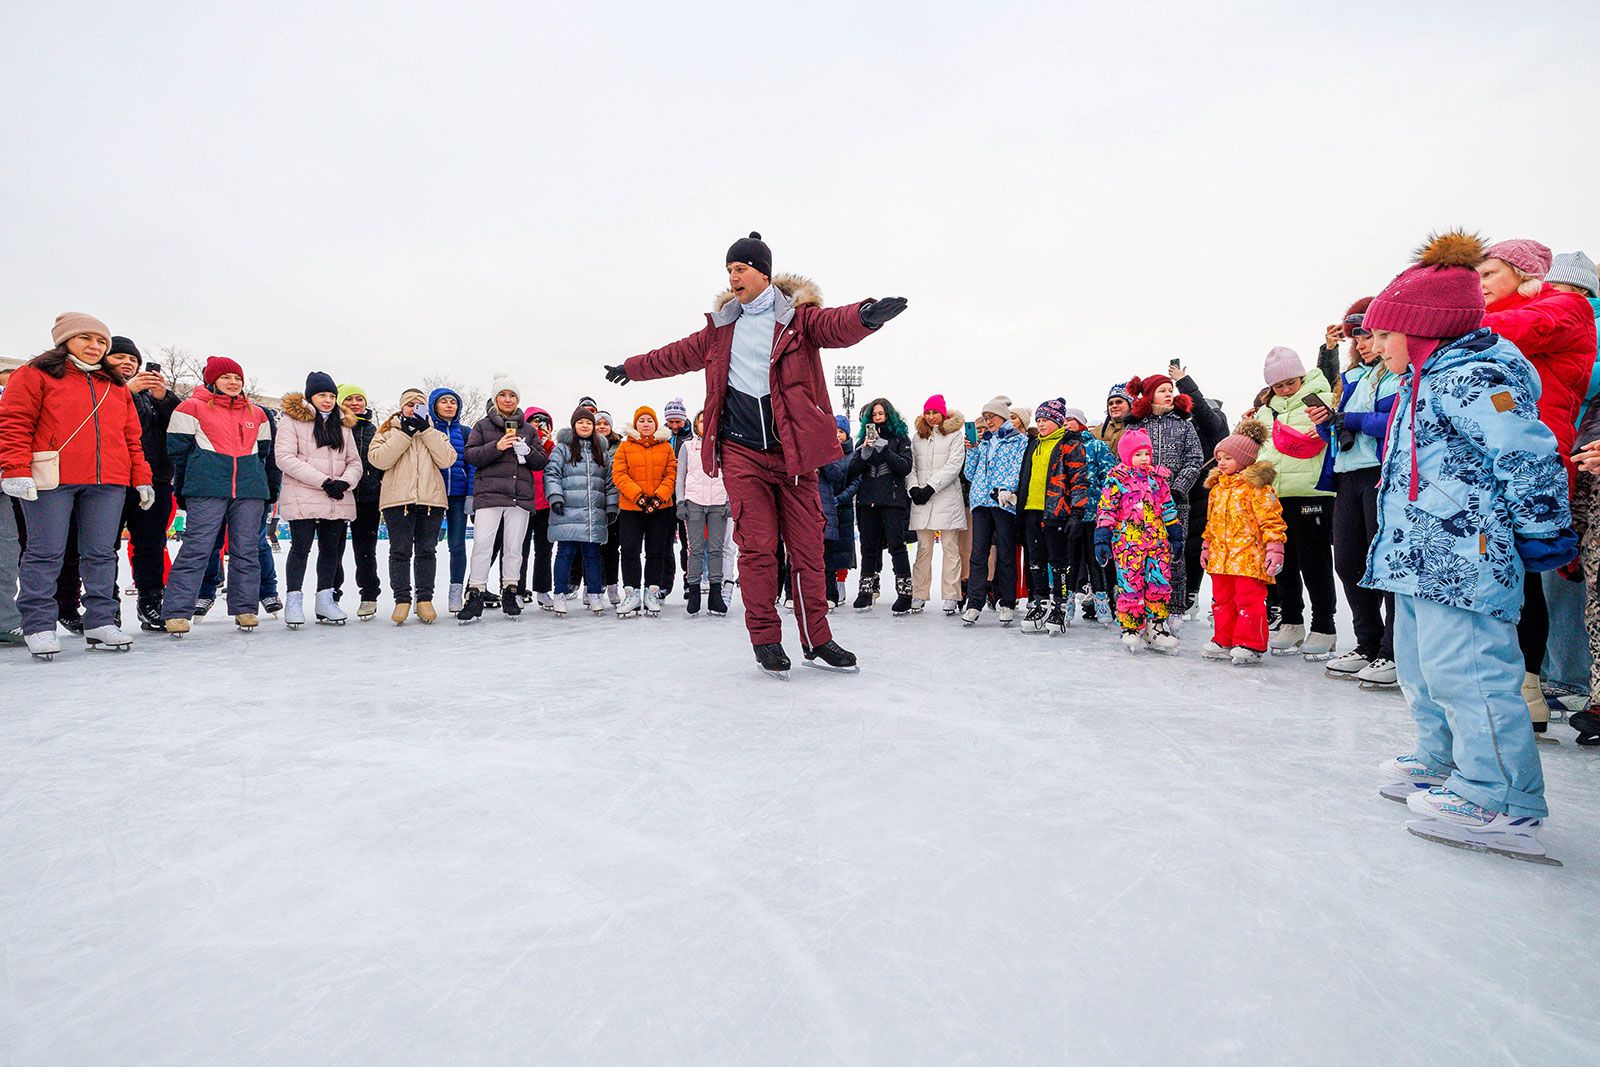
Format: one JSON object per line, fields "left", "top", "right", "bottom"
{"left": 960, "top": 397, "right": 1027, "bottom": 623}
{"left": 1363, "top": 231, "right": 1576, "bottom": 864}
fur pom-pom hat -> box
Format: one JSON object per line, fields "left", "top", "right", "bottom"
{"left": 1214, "top": 419, "right": 1268, "bottom": 469}
{"left": 1126, "top": 374, "right": 1193, "bottom": 421}
{"left": 1364, "top": 230, "right": 1487, "bottom": 340}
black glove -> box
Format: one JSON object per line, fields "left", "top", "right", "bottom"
{"left": 322, "top": 479, "right": 348, "bottom": 500}
{"left": 401, "top": 413, "right": 429, "bottom": 436}
{"left": 604, "top": 363, "right": 631, "bottom": 385}
{"left": 859, "top": 297, "right": 908, "bottom": 329}
{"left": 908, "top": 485, "right": 934, "bottom": 505}
{"left": 636, "top": 494, "right": 650, "bottom": 510}
{"left": 550, "top": 500, "right": 565, "bottom": 516}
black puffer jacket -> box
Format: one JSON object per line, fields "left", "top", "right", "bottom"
{"left": 348, "top": 410, "right": 383, "bottom": 503}
{"left": 133, "top": 388, "right": 181, "bottom": 485}
{"left": 464, "top": 408, "right": 550, "bottom": 511}
{"left": 847, "top": 429, "right": 912, "bottom": 508}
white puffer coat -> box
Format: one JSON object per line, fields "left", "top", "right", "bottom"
{"left": 909, "top": 410, "right": 968, "bottom": 531}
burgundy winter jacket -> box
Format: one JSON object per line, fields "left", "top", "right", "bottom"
{"left": 621, "top": 274, "right": 876, "bottom": 479}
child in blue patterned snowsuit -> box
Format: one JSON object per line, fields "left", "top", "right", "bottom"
{"left": 1095, "top": 428, "right": 1183, "bottom": 650}
{"left": 1363, "top": 232, "right": 1576, "bottom": 860}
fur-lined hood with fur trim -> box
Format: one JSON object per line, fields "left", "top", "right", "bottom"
{"left": 712, "top": 273, "right": 824, "bottom": 315}
{"left": 1205, "top": 460, "right": 1277, "bottom": 490}
{"left": 281, "top": 392, "right": 358, "bottom": 426}
{"left": 916, "top": 410, "right": 966, "bottom": 438}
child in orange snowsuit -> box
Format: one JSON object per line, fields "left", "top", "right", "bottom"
{"left": 1200, "top": 420, "right": 1287, "bottom": 661}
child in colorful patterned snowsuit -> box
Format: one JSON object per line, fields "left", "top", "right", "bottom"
{"left": 1094, "top": 428, "right": 1183, "bottom": 652}
{"left": 1199, "top": 420, "right": 1287, "bottom": 665}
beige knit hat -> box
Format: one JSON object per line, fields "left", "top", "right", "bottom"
{"left": 51, "top": 312, "right": 111, "bottom": 347}
{"left": 981, "top": 396, "right": 1012, "bottom": 420}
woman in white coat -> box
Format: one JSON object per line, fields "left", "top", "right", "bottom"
{"left": 907, "top": 394, "right": 968, "bottom": 614}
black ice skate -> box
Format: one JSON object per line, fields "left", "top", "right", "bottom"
{"left": 754, "top": 642, "right": 791, "bottom": 679}
{"left": 457, "top": 587, "right": 485, "bottom": 624}
{"left": 802, "top": 641, "right": 858, "bottom": 673}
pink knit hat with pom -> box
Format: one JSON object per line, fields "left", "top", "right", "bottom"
{"left": 923, "top": 394, "right": 947, "bottom": 417}
{"left": 1117, "top": 427, "right": 1152, "bottom": 465}
{"left": 1483, "top": 238, "right": 1552, "bottom": 279}
{"left": 1365, "top": 231, "right": 1487, "bottom": 340}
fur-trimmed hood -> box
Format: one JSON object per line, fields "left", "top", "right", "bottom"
{"left": 916, "top": 410, "right": 966, "bottom": 438}
{"left": 1205, "top": 460, "right": 1277, "bottom": 489}
{"left": 281, "top": 392, "right": 357, "bottom": 426}
{"left": 620, "top": 419, "right": 672, "bottom": 446}
{"left": 712, "top": 272, "right": 824, "bottom": 314}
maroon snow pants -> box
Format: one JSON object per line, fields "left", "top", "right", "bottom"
{"left": 721, "top": 442, "right": 832, "bottom": 648}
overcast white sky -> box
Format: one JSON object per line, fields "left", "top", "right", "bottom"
{"left": 4, "top": 1, "right": 1597, "bottom": 423}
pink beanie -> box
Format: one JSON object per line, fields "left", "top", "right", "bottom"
{"left": 1484, "top": 238, "right": 1552, "bottom": 279}
{"left": 1262, "top": 346, "right": 1306, "bottom": 386}
{"left": 1365, "top": 231, "right": 1487, "bottom": 340}
{"left": 1117, "top": 427, "right": 1152, "bottom": 465}
{"left": 51, "top": 312, "right": 110, "bottom": 347}
{"left": 923, "top": 394, "right": 947, "bottom": 418}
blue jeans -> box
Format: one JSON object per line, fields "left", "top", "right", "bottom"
{"left": 443, "top": 495, "right": 468, "bottom": 585}
{"left": 553, "top": 541, "right": 603, "bottom": 596}
{"left": 1395, "top": 593, "right": 1547, "bottom": 818}
{"left": 258, "top": 509, "right": 279, "bottom": 598}
{"left": 16, "top": 484, "right": 124, "bottom": 634}
{"left": 1541, "top": 570, "right": 1589, "bottom": 691}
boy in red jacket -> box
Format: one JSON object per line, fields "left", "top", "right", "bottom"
{"left": 604, "top": 233, "right": 907, "bottom": 676}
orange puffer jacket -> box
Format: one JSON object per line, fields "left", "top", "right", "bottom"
{"left": 1201, "top": 462, "right": 1287, "bottom": 583}
{"left": 611, "top": 423, "right": 678, "bottom": 511}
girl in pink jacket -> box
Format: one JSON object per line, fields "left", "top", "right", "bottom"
{"left": 273, "top": 371, "right": 362, "bottom": 626}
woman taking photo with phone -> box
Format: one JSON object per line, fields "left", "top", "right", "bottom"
{"left": 1253, "top": 346, "right": 1338, "bottom": 661}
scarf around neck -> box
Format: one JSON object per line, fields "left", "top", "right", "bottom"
{"left": 740, "top": 282, "right": 778, "bottom": 317}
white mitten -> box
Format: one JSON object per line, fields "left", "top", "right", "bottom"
{"left": 1, "top": 477, "right": 38, "bottom": 501}
{"left": 136, "top": 484, "right": 156, "bottom": 510}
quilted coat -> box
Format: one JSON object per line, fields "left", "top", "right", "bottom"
{"left": 1201, "top": 461, "right": 1287, "bottom": 582}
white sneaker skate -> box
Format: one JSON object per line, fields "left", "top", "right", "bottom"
{"left": 586, "top": 593, "right": 606, "bottom": 614}
{"left": 1201, "top": 640, "right": 1231, "bottom": 661}
{"left": 1120, "top": 630, "right": 1143, "bottom": 653}
{"left": 617, "top": 587, "right": 642, "bottom": 618}
{"left": 448, "top": 583, "right": 464, "bottom": 613}
{"left": 551, "top": 593, "right": 568, "bottom": 616}
{"left": 1378, "top": 755, "right": 1446, "bottom": 803}
{"left": 1324, "top": 650, "right": 1370, "bottom": 679}
{"left": 1405, "top": 788, "right": 1560, "bottom": 865}
{"left": 1021, "top": 601, "right": 1049, "bottom": 634}
{"left": 537, "top": 592, "right": 555, "bottom": 611}
{"left": 607, "top": 583, "right": 622, "bottom": 605}
{"left": 284, "top": 591, "right": 306, "bottom": 628}
{"left": 1269, "top": 623, "right": 1305, "bottom": 654}
{"left": 1358, "top": 658, "right": 1398, "bottom": 689}
{"left": 1148, "top": 621, "right": 1179, "bottom": 653}
{"left": 83, "top": 624, "right": 134, "bottom": 651}
{"left": 25, "top": 630, "right": 62, "bottom": 660}
{"left": 1230, "top": 646, "right": 1263, "bottom": 666}
{"left": 1301, "top": 631, "right": 1337, "bottom": 662}
{"left": 961, "top": 606, "right": 981, "bottom": 627}
{"left": 314, "top": 589, "right": 347, "bottom": 624}
{"left": 643, "top": 586, "right": 663, "bottom": 617}
{"left": 997, "top": 605, "right": 1015, "bottom": 627}
{"left": 357, "top": 600, "right": 377, "bottom": 620}
{"left": 943, "top": 598, "right": 961, "bottom": 616}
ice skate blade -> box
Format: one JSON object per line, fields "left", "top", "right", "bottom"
{"left": 1379, "top": 781, "right": 1432, "bottom": 803}
{"left": 802, "top": 660, "right": 860, "bottom": 674}
{"left": 86, "top": 641, "right": 132, "bottom": 652}
{"left": 1325, "top": 669, "right": 1364, "bottom": 680}
{"left": 1535, "top": 735, "right": 1560, "bottom": 746}
{"left": 1269, "top": 646, "right": 1301, "bottom": 655}
{"left": 1359, "top": 681, "right": 1400, "bottom": 692}
{"left": 757, "top": 666, "right": 791, "bottom": 681}
{"left": 315, "top": 617, "right": 346, "bottom": 626}
{"left": 1405, "top": 819, "right": 1562, "bottom": 866}
{"left": 1302, "top": 652, "right": 1334, "bottom": 663}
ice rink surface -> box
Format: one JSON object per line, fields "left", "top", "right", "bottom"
{"left": 3, "top": 544, "right": 1599, "bottom": 1064}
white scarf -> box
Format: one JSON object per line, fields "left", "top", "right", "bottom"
{"left": 740, "top": 282, "right": 778, "bottom": 316}
{"left": 69, "top": 355, "right": 101, "bottom": 373}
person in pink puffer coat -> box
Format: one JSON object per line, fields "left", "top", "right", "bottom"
{"left": 274, "top": 371, "right": 363, "bottom": 625}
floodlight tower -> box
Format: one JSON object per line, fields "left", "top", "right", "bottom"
{"left": 834, "top": 364, "right": 863, "bottom": 416}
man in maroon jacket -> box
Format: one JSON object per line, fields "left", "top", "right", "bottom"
{"left": 605, "top": 232, "right": 907, "bottom": 676}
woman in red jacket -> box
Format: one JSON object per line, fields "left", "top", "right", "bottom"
{"left": 1479, "top": 238, "right": 1600, "bottom": 732}
{"left": 0, "top": 313, "right": 155, "bottom": 659}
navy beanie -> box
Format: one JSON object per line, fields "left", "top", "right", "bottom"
{"left": 305, "top": 370, "right": 337, "bottom": 398}
{"left": 109, "top": 335, "right": 141, "bottom": 359}
{"left": 726, "top": 231, "right": 772, "bottom": 278}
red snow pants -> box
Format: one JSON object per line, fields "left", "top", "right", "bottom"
{"left": 721, "top": 442, "right": 832, "bottom": 648}
{"left": 1211, "top": 573, "right": 1268, "bottom": 652}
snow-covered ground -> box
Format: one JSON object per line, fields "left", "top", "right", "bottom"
{"left": 3, "top": 541, "right": 1598, "bottom": 1064}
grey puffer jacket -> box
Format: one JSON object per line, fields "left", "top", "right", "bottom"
{"left": 464, "top": 408, "right": 549, "bottom": 511}
{"left": 544, "top": 428, "right": 618, "bottom": 543}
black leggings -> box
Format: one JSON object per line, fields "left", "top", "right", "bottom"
{"left": 1518, "top": 574, "right": 1548, "bottom": 675}
{"left": 286, "top": 518, "right": 347, "bottom": 593}
{"left": 384, "top": 505, "right": 444, "bottom": 602}
{"left": 1278, "top": 497, "right": 1337, "bottom": 633}
{"left": 333, "top": 498, "right": 382, "bottom": 601}
{"left": 619, "top": 509, "right": 675, "bottom": 589}
{"left": 857, "top": 504, "right": 910, "bottom": 580}
{"left": 1332, "top": 467, "right": 1394, "bottom": 659}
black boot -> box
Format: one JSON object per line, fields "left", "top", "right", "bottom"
{"left": 137, "top": 594, "right": 165, "bottom": 633}
{"left": 58, "top": 609, "right": 84, "bottom": 635}
{"left": 502, "top": 585, "right": 522, "bottom": 616}
{"left": 853, "top": 575, "right": 877, "bottom": 610}
{"left": 1572, "top": 709, "right": 1600, "bottom": 745}
{"left": 754, "top": 643, "right": 791, "bottom": 675}
{"left": 457, "top": 586, "right": 485, "bottom": 622}
{"left": 802, "top": 640, "right": 858, "bottom": 672}
{"left": 686, "top": 583, "right": 702, "bottom": 616}
{"left": 891, "top": 575, "right": 913, "bottom": 616}
{"left": 482, "top": 589, "right": 502, "bottom": 610}
{"left": 707, "top": 582, "right": 727, "bottom": 616}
